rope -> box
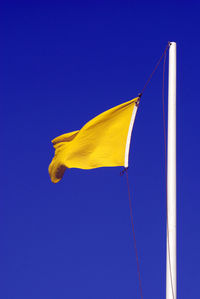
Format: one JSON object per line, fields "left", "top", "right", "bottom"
{"left": 120, "top": 43, "right": 173, "bottom": 299}
{"left": 140, "top": 42, "right": 170, "bottom": 97}
{"left": 162, "top": 50, "right": 175, "bottom": 299}
{"left": 125, "top": 169, "right": 143, "bottom": 299}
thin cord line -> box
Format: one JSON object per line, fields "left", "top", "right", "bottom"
{"left": 122, "top": 43, "right": 172, "bottom": 299}
{"left": 162, "top": 51, "right": 175, "bottom": 299}
{"left": 125, "top": 170, "right": 143, "bottom": 299}
{"left": 140, "top": 42, "right": 170, "bottom": 97}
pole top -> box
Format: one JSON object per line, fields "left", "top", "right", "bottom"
{"left": 169, "top": 41, "right": 176, "bottom": 46}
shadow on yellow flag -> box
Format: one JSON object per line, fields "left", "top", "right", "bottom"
{"left": 49, "top": 97, "right": 139, "bottom": 183}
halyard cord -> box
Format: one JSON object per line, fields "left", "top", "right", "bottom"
{"left": 140, "top": 42, "right": 171, "bottom": 97}
{"left": 121, "top": 43, "right": 175, "bottom": 299}
{"left": 140, "top": 42, "right": 175, "bottom": 299}
{"left": 126, "top": 169, "right": 143, "bottom": 299}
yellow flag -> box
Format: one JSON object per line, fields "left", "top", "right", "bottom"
{"left": 49, "top": 97, "right": 139, "bottom": 183}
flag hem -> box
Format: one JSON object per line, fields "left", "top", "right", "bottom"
{"left": 124, "top": 103, "right": 138, "bottom": 167}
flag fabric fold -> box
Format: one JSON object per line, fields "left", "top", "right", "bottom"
{"left": 49, "top": 97, "right": 139, "bottom": 183}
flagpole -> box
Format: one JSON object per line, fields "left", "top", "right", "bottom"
{"left": 166, "top": 42, "right": 177, "bottom": 299}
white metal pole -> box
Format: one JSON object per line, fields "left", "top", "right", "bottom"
{"left": 166, "top": 42, "right": 177, "bottom": 299}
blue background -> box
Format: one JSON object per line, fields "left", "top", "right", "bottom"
{"left": 1, "top": 1, "right": 200, "bottom": 298}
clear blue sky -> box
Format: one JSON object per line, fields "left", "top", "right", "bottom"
{"left": 1, "top": 1, "right": 200, "bottom": 298}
